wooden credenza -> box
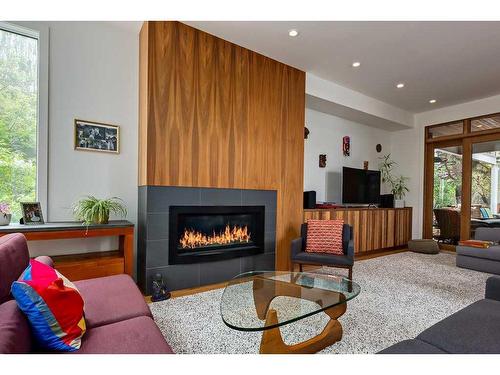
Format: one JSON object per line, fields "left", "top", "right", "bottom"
{"left": 303, "top": 207, "right": 412, "bottom": 254}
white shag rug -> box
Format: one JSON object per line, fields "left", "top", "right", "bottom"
{"left": 150, "top": 252, "right": 490, "bottom": 354}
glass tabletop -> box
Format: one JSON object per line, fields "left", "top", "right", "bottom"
{"left": 220, "top": 271, "right": 360, "bottom": 332}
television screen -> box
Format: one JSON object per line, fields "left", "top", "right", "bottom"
{"left": 342, "top": 167, "right": 381, "bottom": 204}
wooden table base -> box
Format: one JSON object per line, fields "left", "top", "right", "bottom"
{"left": 260, "top": 309, "right": 344, "bottom": 354}
{"left": 253, "top": 276, "right": 347, "bottom": 354}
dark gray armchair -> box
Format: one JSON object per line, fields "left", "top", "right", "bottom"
{"left": 290, "top": 223, "right": 355, "bottom": 279}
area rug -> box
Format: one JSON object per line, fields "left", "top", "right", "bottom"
{"left": 150, "top": 252, "right": 490, "bottom": 354}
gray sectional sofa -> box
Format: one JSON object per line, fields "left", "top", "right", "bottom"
{"left": 456, "top": 227, "right": 500, "bottom": 275}
{"left": 379, "top": 276, "right": 500, "bottom": 354}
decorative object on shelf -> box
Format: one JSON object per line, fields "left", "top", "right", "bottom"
{"left": 319, "top": 154, "right": 327, "bottom": 168}
{"left": 343, "top": 136, "right": 350, "bottom": 156}
{"left": 74, "top": 119, "right": 120, "bottom": 154}
{"left": 20, "top": 202, "right": 44, "bottom": 225}
{"left": 304, "top": 126, "right": 310, "bottom": 139}
{"left": 376, "top": 144, "right": 382, "bottom": 153}
{"left": 72, "top": 196, "right": 127, "bottom": 225}
{"left": 378, "top": 154, "right": 409, "bottom": 208}
{"left": 151, "top": 273, "right": 171, "bottom": 302}
{"left": 0, "top": 203, "right": 12, "bottom": 226}
{"left": 363, "top": 161, "right": 369, "bottom": 170}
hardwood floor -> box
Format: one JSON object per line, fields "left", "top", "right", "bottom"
{"left": 144, "top": 249, "right": 408, "bottom": 302}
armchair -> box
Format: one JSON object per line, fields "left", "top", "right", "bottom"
{"left": 290, "top": 223, "right": 355, "bottom": 279}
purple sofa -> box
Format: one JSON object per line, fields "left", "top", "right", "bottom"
{"left": 0, "top": 233, "right": 174, "bottom": 354}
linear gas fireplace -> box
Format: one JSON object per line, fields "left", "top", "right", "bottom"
{"left": 169, "top": 206, "right": 265, "bottom": 264}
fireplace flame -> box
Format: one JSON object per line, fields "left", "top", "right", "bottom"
{"left": 179, "top": 224, "right": 251, "bottom": 249}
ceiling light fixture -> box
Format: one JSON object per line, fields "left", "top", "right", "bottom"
{"left": 396, "top": 83, "right": 405, "bottom": 89}
{"left": 288, "top": 29, "right": 299, "bottom": 37}
{"left": 429, "top": 99, "right": 437, "bottom": 104}
{"left": 352, "top": 61, "right": 361, "bottom": 68}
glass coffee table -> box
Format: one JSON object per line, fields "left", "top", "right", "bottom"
{"left": 220, "top": 271, "right": 360, "bottom": 354}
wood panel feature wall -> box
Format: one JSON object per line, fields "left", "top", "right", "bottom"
{"left": 303, "top": 208, "right": 412, "bottom": 254}
{"left": 139, "top": 22, "right": 305, "bottom": 270}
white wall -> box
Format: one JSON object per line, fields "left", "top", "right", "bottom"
{"left": 304, "top": 108, "right": 392, "bottom": 202}
{"left": 15, "top": 22, "right": 139, "bottom": 257}
{"left": 390, "top": 93, "right": 500, "bottom": 239}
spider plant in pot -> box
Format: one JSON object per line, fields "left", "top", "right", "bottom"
{"left": 73, "top": 196, "right": 127, "bottom": 225}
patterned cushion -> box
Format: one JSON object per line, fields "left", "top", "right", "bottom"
{"left": 305, "top": 219, "right": 344, "bottom": 255}
{"left": 11, "top": 260, "right": 86, "bottom": 352}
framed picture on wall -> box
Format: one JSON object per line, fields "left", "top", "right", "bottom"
{"left": 74, "top": 119, "right": 120, "bottom": 154}
{"left": 20, "top": 202, "right": 44, "bottom": 225}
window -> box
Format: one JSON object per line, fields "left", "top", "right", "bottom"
{"left": 427, "top": 121, "right": 464, "bottom": 139}
{"left": 0, "top": 23, "right": 45, "bottom": 221}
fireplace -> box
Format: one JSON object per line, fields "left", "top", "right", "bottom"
{"left": 169, "top": 205, "right": 265, "bottom": 264}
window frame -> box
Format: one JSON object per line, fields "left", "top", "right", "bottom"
{"left": 0, "top": 21, "right": 48, "bottom": 220}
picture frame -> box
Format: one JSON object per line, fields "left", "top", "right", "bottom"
{"left": 74, "top": 119, "right": 120, "bottom": 154}
{"left": 20, "top": 202, "right": 45, "bottom": 225}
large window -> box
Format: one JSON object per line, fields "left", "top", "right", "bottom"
{"left": 0, "top": 25, "right": 39, "bottom": 221}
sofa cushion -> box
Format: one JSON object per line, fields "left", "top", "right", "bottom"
{"left": 0, "top": 300, "right": 32, "bottom": 354}
{"left": 74, "top": 274, "right": 152, "bottom": 328}
{"left": 475, "top": 227, "right": 500, "bottom": 241}
{"left": 11, "top": 260, "right": 86, "bottom": 352}
{"left": 292, "top": 251, "right": 353, "bottom": 266}
{"left": 417, "top": 299, "right": 500, "bottom": 353}
{"left": 378, "top": 339, "right": 446, "bottom": 354}
{"left": 0, "top": 233, "right": 29, "bottom": 303}
{"left": 456, "top": 245, "right": 500, "bottom": 261}
{"left": 305, "top": 220, "right": 344, "bottom": 255}
{"left": 74, "top": 316, "right": 174, "bottom": 354}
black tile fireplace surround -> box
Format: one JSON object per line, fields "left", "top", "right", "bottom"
{"left": 137, "top": 186, "right": 276, "bottom": 294}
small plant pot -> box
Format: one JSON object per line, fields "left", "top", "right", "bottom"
{"left": 93, "top": 213, "right": 109, "bottom": 225}
{"left": 0, "top": 213, "right": 12, "bottom": 226}
{"left": 394, "top": 199, "right": 405, "bottom": 208}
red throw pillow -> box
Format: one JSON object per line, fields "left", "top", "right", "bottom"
{"left": 305, "top": 219, "right": 344, "bottom": 255}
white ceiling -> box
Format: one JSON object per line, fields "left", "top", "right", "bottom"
{"left": 183, "top": 21, "right": 500, "bottom": 113}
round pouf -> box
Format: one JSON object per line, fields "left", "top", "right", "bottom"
{"left": 408, "top": 239, "right": 439, "bottom": 254}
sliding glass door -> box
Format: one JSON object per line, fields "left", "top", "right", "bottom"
{"left": 468, "top": 138, "right": 500, "bottom": 238}
{"left": 424, "top": 114, "right": 500, "bottom": 246}
{"left": 424, "top": 139, "right": 463, "bottom": 243}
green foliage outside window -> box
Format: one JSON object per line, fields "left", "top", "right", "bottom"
{"left": 0, "top": 29, "right": 38, "bottom": 222}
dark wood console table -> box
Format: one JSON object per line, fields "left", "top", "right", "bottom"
{"left": 0, "top": 221, "right": 134, "bottom": 281}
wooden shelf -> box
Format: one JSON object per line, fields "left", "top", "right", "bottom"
{"left": 0, "top": 221, "right": 134, "bottom": 281}
{"left": 52, "top": 250, "right": 124, "bottom": 281}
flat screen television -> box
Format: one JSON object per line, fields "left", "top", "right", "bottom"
{"left": 342, "top": 167, "right": 381, "bottom": 204}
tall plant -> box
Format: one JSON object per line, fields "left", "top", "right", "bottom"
{"left": 378, "top": 154, "right": 409, "bottom": 200}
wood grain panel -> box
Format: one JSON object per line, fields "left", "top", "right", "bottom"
{"left": 304, "top": 208, "right": 412, "bottom": 253}
{"left": 139, "top": 22, "right": 305, "bottom": 270}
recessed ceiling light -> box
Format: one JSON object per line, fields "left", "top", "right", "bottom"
{"left": 288, "top": 29, "right": 299, "bottom": 37}
{"left": 429, "top": 99, "right": 437, "bottom": 104}
{"left": 352, "top": 61, "right": 361, "bottom": 68}
{"left": 396, "top": 83, "right": 405, "bottom": 89}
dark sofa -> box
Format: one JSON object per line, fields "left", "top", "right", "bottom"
{"left": 379, "top": 276, "right": 500, "bottom": 354}
{"left": 0, "top": 233, "right": 173, "bottom": 354}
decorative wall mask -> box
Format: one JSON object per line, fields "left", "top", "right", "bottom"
{"left": 343, "top": 136, "right": 350, "bottom": 156}
{"left": 376, "top": 144, "right": 382, "bottom": 153}
{"left": 319, "top": 154, "right": 327, "bottom": 168}
{"left": 304, "top": 127, "right": 310, "bottom": 139}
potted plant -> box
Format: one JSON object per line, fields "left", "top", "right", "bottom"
{"left": 379, "top": 154, "right": 409, "bottom": 208}
{"left": 0, "top": 203, "right": 12, "bottom": 226}
{"left": 72, "top": 196, "right": 127, "bottom": 225}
